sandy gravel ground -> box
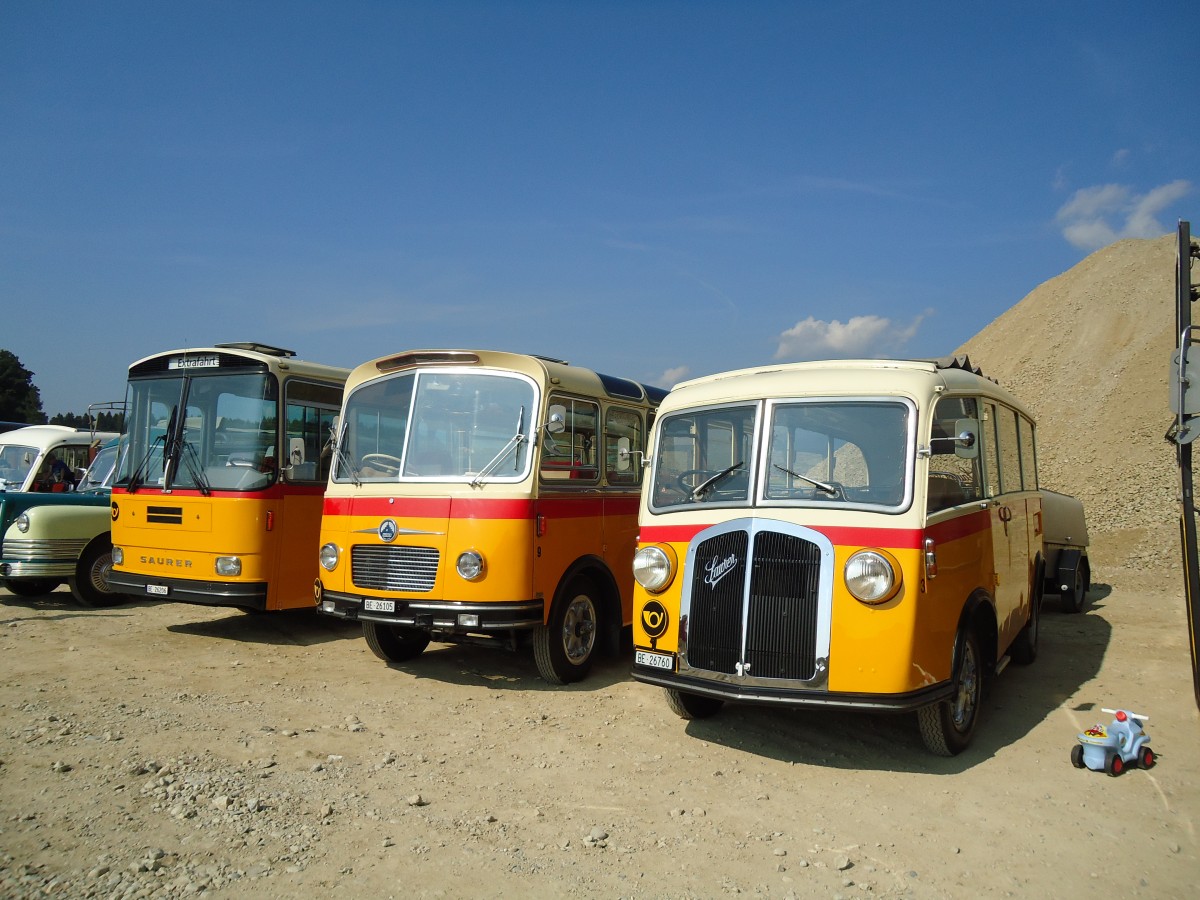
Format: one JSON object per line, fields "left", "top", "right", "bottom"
{"left": 1, "top": 560, "right": 1197, "bottom": 899}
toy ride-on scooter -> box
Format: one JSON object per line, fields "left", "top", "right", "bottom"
{"left": 1071, "top": 708, "right": 1154, "bottom": 776}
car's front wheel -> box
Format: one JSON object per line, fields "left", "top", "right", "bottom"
{"left": 70, "top": 539, "right": 124, "bottom": 607}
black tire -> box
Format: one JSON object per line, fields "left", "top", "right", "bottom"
{"left": 1059, "top": 562, "right": 1088, "bottom": 614}
{"left": 533, "top": 576, "right": 600, "bottom": 684}
{"left": 3, "top": 578, "right": 61, "bottom": 597}
{"left": 917, "top": 627, "right": 983, "bottom": 756}
{"left": 69, "top": 539, "right": 124, "bottom": 608}
{"left": 363, "top": 621, "right": 430, "bottom": 663}
{"left": 665, "top": 688, "right": 724, "bottom": 720}
{"left": 1139, "top": 747, "right": 1155, "bottom": 769}
{"left": 1070, "top": 744, "right": 1085, "bottom": 769}
{"left": 1106, "top": 753, "right": 1124, "bottom": 777}
{"left": 1011, "top": 561, "right": 1043, "bottom": 665}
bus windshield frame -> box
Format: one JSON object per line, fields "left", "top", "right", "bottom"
{"left": 333, "top": 367, "right": 539, "bottom": 485}
{"left": 649, "top": 397, "right": 915, "bottom": 513}
{"left": 117, "top": 370, "right": 280, "bottom": 494}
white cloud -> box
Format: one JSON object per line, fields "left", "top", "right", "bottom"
{"left": 773, "top": 312, "right": 928, "bottom": 361}
{"left": 656, "top": 365, "right": 691, "bottom": 388}
{"left": 1056, "top": 180, "right": 1192, "bottom": 250}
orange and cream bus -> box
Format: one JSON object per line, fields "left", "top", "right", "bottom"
{"left": 630, "top": 356, "right": 1044, "bottom": 755}
{"left": 314, "top": 349, "right": 665, "bottom": 683}
{"left": 109, "top": 343, "right": 349, "bottom": 611}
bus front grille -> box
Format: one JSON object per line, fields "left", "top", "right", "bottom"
{"left": 685, "top": 528, "right": 822, "bottom": 681}
{"left": 351, "top": 545, "right": 440, "bottom": 593}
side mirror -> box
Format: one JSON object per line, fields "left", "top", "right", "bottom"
{"left": 289, "top": 437, "right": 306, "bottom": 465}
{"left": 954, "top": 418, "right": 979, "bottom": 459}
{"left": 546, "top": 405, "right": 567, "bottom": 434}
{"left": 616, "top": 437, "right": 632, "bottom": 472}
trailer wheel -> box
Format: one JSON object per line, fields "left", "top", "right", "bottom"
{"left": 917, "top": 626, "right": 982, "bottom": 756}
{"left": 363, "top": 621, "right": 430, "bottom": 663}
{"left": 1059, "top": 563, "right": 1088, "bottom": 614}
{"left": 665, "top": 689, "right": 723, "bottom": 720}
{"left": 69, "top": 539, "right": 123, "bottom": 608}
{"left": 533, "top": 576, "right": 599, "bottom": 684}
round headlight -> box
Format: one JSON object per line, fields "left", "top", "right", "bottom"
{"left": 845, "top": 550, "right": 900, "bottom": 604}
{"left": 633, "top": 545, "right": 675, "bottom": 593}
{"left": 319, "top": 542, "right": 340, "bottom": 572}
{"left": 456, "top": 550, "right": 485, "bottom": 580}
{"left": 15, "top": 513, "right": 30, "bottom": 533}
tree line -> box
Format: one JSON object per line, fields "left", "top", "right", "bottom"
{"left": 0, "top": 348, "right": 124, "bottom": 431}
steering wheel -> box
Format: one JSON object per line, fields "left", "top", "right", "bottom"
{"left": 675, "top": 469, "right": 714, "bottom": 495}
{"left": 361, "top": 453, "right": 403, "bottom": 475}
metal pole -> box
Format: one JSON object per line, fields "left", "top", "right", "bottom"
{"left": 1175, "top": 220, "right": 1200, "bottom": 710}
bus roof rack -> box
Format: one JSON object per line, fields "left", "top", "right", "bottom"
{"left": 928, "top": 354, "right": 995, "bottom": 381}
{"left": 215, "top": 342, "right": 296, "bottom": 358}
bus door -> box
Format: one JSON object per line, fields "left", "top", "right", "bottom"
{"left": 601, "top": 405, "right": 647, "bottom": 622}
{"left": 983, "top": 400, "right": 1034, "bottom": 647}
{"left": 534, "top": 396, "right": 602, "bottom": 602}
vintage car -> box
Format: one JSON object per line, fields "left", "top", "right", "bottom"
{"left": 0, "top": 438, "right": 126, "bottom": 606}
{"left": 0, "top": 424, "right": 119, "bottom": 493}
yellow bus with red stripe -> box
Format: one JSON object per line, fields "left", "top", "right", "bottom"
{"left": 314, "top": 350, "right": 663, "bottom": 683}
{"left": 630, "top": 357, "right": 1043, "bottom": 755}
{"left": 109, "top": 343, "right": 349, "bottom": 611}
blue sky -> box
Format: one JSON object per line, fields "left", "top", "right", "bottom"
{"left": 2, "top": 1, "right": 1196, "bottom": 416}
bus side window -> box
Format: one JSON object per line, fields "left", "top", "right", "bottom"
{"left": 285, "top": 380, "right": 343, "bottom": 483}
{"left": 928, "top": 396, "right": 982, "bottom": 510}
{"left": 540, "top": 396, "right": 599, "bottom": 483}
{"left": 604, "top": 407, "right": 643, "bottom": 486}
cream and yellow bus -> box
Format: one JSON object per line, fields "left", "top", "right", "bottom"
{"left": 314, "top": 349, "right": 665, "bottom": 683}
{"left": 109, "top": 343, "right": 349, "bottom": 611}
{"left": 630, "top": 356, "right": 1044, "bottom": 755}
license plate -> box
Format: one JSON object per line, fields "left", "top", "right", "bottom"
{"left": 363, "top": 598, "right": 395, "bottom": 613}
{"left": 145, "top": 584, "right": 168, "bottom": 596}
{"left": 635, "top": 650, "right": 674, "bottom": 671}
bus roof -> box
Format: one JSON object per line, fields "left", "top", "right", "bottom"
{"left": 348, "top": 349, "right": 666, "bottom": 406}
{"left": 127, "top": 344, "right": 350, "bottom": 383}
{"left": 662, "top": 356, "right": 1033, "bottom": 418}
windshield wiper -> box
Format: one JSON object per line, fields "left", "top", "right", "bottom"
{"left": 691, "top": 461, "right": 744, "bottom": 500}
{"left": 177, "top": 434, "right": 211, "bottom": 495}
{"left": 773, "top": 463, "right": 838, "bottom": 496}
{"left": 470, "top": 406, "right": 526, "bottom": 487}
{"left": 127, "top": 406, "right": 177, "bottom": 494}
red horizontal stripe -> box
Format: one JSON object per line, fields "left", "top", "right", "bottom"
{"left": 639, "top": 509, "right": 992, "bottom": 549}
{"left": 323, "top": 493, "right": 641, "bottom": 521}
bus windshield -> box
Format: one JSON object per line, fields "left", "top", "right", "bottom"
{"left": 650, "top": 399, "right": 911, "bottom": 511}
{"left": 118, "top": 372, "right": 279, "bottom": 493}
{"left": 335, "top": 369, "right": 537, "bottom": 483}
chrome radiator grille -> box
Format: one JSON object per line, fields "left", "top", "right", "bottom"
{"left": 351, "top": 545, "right": 439, "bottom": 593}
{"left": 686, "top": 528, "right": 822, "bottom": 681}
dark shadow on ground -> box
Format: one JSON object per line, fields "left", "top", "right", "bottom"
{"left": 168, "top": 606, "right": 364, "bottom": 647}
{"left": 378, "top": 638, "right": 636, "bottom": 695}
{"left": 670, "top": 593, "right": 1113, "bottom": 773}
